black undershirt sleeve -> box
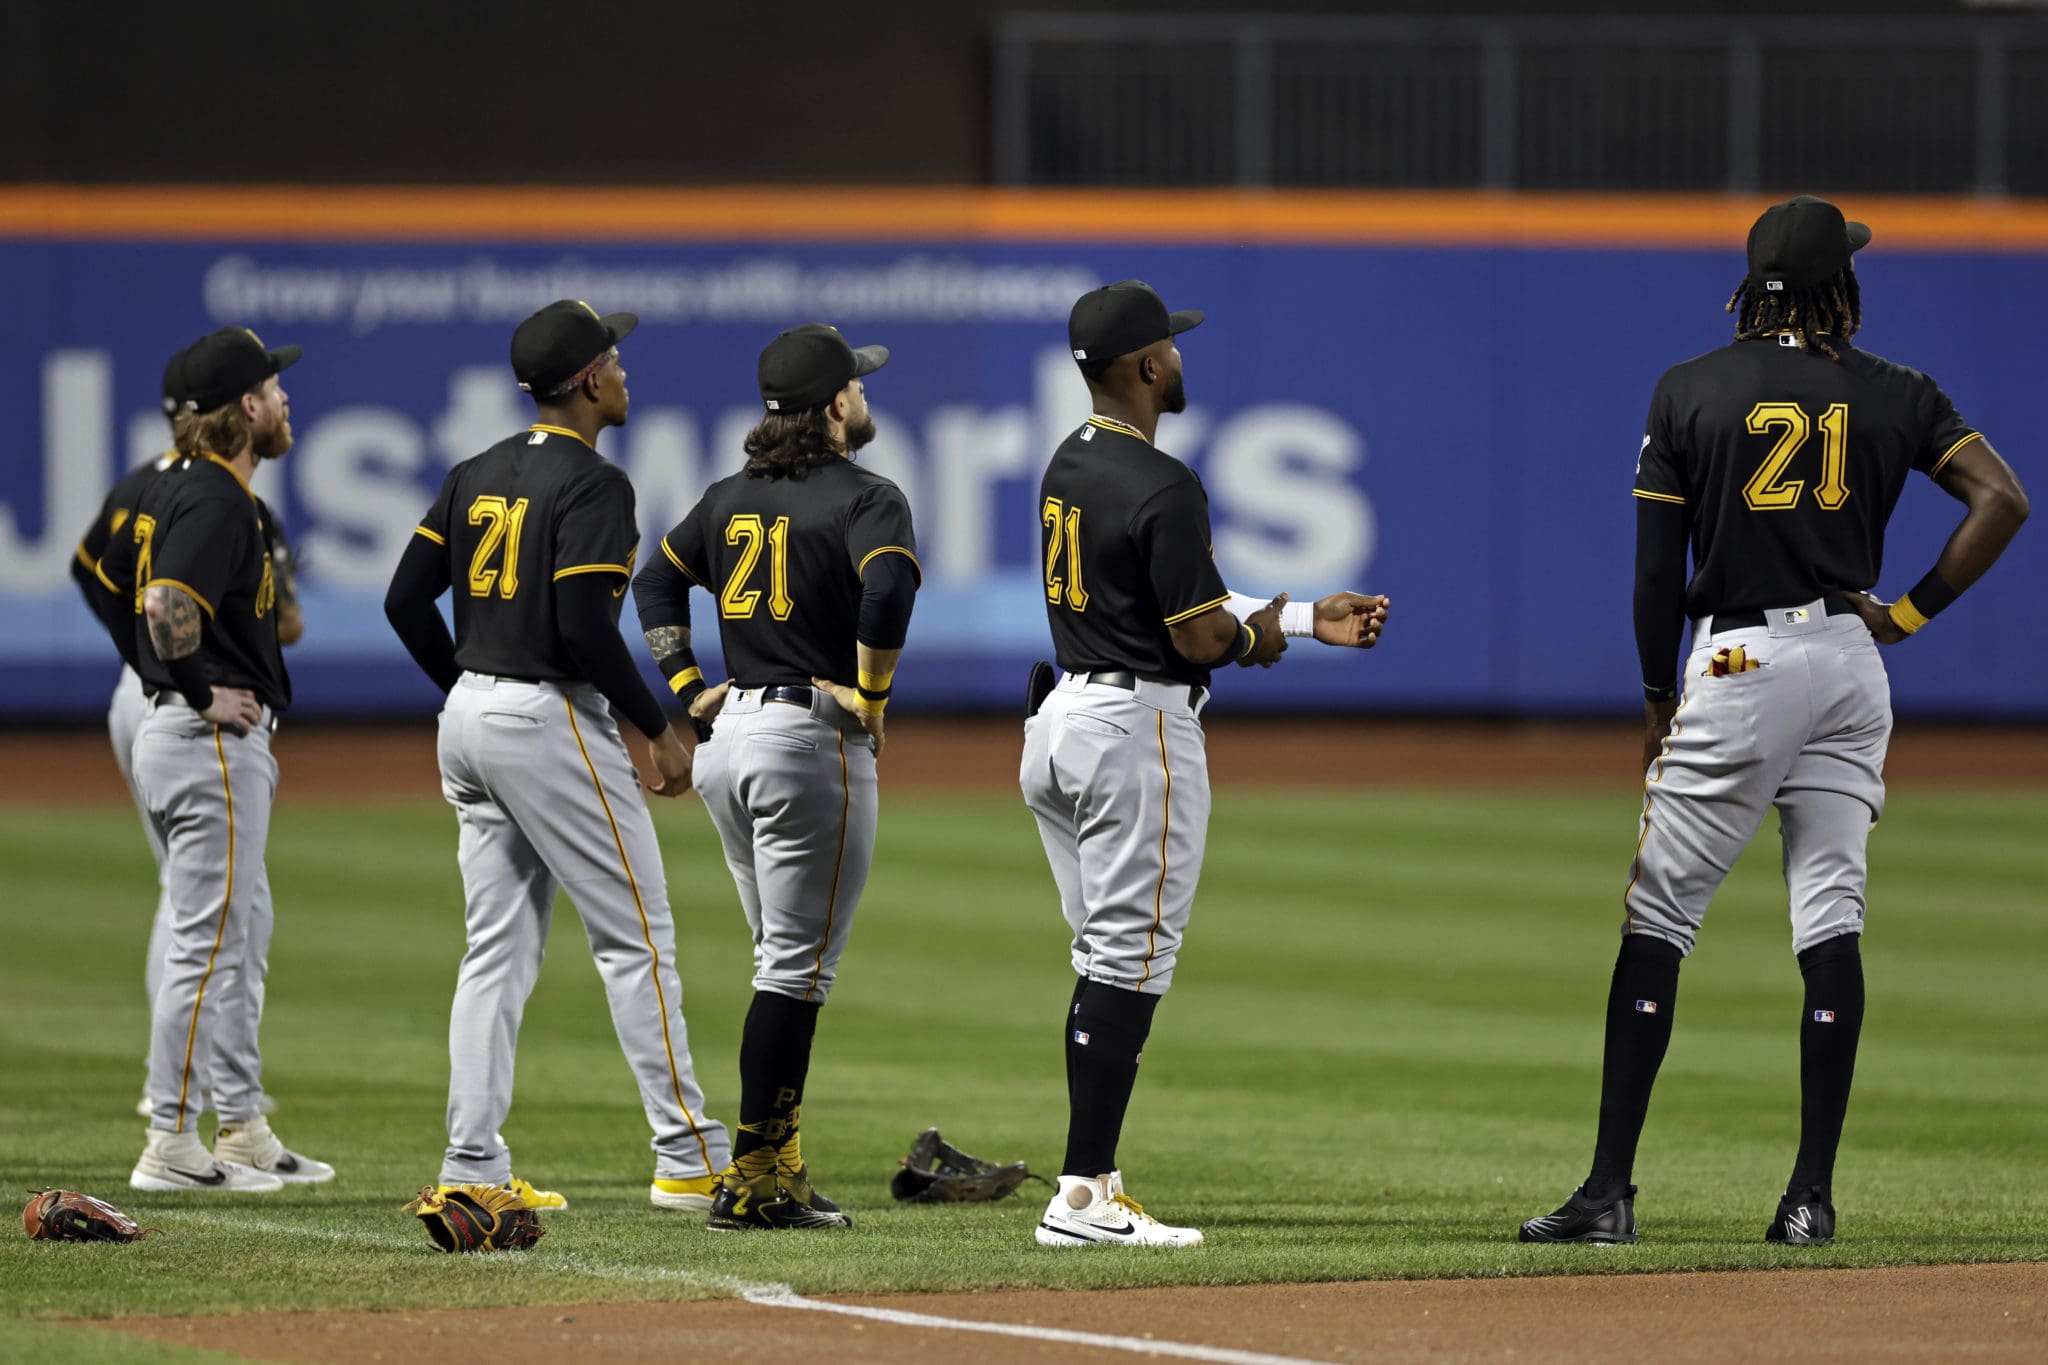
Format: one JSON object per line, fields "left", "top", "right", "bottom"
{"left": 856, "top": 553, "right": 918, "bottom": 650}
{"left": 555, "top": 574, "right": 669, "bottom": 740}
{"left": 383, "top": 532, "right": 462, "bottom": 694}
{"left": 1633, "top": 497, "right": 1691, "bottom": 700}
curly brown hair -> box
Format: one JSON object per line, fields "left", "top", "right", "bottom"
{"left": 1726, "top": 266, "right": 1862, "bottom": 360}
{"left": 742, "top": 409, "right": 842, "bottom": 480}
{"left": 172, "top": 405, "right": 250, "bottom": 460}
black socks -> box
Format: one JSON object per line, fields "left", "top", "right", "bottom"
{"left": 1061, "top": 978, "right": 1161, "bottom": 1177}
{"left": 1586, "top": 934, "right": 1684, "bottom": 1197}
{"left": 731, "top": 990, "right": 822, "bottom": 1178}
{"left": 1787, "top": 933, "right": 1864, "bottom": 1201}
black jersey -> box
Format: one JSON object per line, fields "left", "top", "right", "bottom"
{"left": 74, "top": 452, "right": 179, "bottom": 670}
{"left": 1634, "top": 336, "right": 1980, "bottom": 618}
{"left": 659, "top": 459, "right": 919, "bottom": 687}
{"left": 416, "top": 423, "right": 642, "bottom": 682}
{"left": 100, "top": 454, "right": 292, "bottom": 710}
{"left": 1038, "top": 417, "right": 1231, "bottom": 688}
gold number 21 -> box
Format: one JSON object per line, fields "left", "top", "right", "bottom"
{"left": 467, "top": 495, "right": 530, "bottom": 598}
{"left": 1042, "top": 497, "right": 1088, "bottom": 610}
{"left": 720, "top": 515, "right": 794, "bottom": 620}
{"left": 1744, "top": 402, "right": 1850, "bottom": 512}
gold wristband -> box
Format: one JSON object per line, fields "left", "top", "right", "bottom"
{"left": 667, "top": 666, "right": 705, "bottom": 694}
{"left": 857, "top": 666, "right": 896, "bottom": 694}
{"left": 1889, "top": 595, "right": 1929, "bottom": 635}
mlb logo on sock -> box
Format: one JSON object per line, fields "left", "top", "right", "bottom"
{"left": 1634, "top": 999, "right": 1658, "bottom": 1014}
{"left": 1073, "top": 1030, "right": 1090, "bottom": 1045}
{"left": 1814, "top": 1010, "right": 1836, "bottom": 1023}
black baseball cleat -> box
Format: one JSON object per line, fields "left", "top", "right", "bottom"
{"left": 1519, "top": 1184, "right": 1638, "bottom": 1243}
{"left": 706, "top": 1177, "right": 852, "bottom": 1231}
{"left": 1766, "top": 1187, "right": 1835, "bottom": 1245}
{"left": 781, "top": 1164, "right": 839, "bottom": 1214}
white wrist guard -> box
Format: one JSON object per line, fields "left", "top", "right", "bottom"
{"left": 1226, "top": 591, "right": 1314, "bottom": 638}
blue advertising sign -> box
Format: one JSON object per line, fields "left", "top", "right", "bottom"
{"left": 4, "top": 237, "right": 2040, "bottom": 717}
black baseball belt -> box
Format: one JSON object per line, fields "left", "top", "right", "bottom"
{"left": 1702, "top": 598, "right": 1857, "bottom": 636}
{"left": 1080, "top": 669, "right": 1207, "bottom": 706}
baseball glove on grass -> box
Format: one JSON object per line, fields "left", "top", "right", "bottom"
{"left": 890, "top": 1128, "right": 1047, "bottom": 1204}
{"left": 403, "top": 1184, "right": 546, "bottom": 1253}
{"left": 23, "top": 1189, "right": 152, "bottom": 1242}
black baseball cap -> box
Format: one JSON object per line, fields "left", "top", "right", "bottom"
{"left": 1068, "top": 280, "right": 1202, "bottom": 366}
{"left": 511, "top": 300, "right": 637, "bottom": 396}
{"left": 175, "top": 327, "right": 302, "bottom": 413}
{"left": 160, "top": 344, "right": 191, "bottom": 416}
{"left": 758, "top": 323, "right": 888, "bottom": 412}
{"left": 1747, "top": 196, "right": 1871, "bottom": 293}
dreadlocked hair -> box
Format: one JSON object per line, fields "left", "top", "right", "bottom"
{"left": 1726, "top": 267, "right": 1862, "bottom": 360}
{"left": 742, "top": 408, "right": 841, "bottom": 480}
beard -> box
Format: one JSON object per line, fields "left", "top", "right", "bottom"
{"left": 1161, "top": 374, "right": 1188, "bottom": 414}
{"left": 253, "top": 413, "right": 294, "bottom": 460}
{"left": 844, "top": 412, "right": 878, "bottom": 453}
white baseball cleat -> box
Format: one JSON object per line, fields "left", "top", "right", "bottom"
{"left": 1034, "top": 1172, "right": 1203, "bottom": 1248}
{"left": 213, "top": 1117, "right": 335, "bottom": 1184}
{"left": 130, "top": 1128, "right": 284, "bottom": 1193}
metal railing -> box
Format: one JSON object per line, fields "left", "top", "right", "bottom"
{"left": 993, "top": 14, "right": 2048, "bottom": 195}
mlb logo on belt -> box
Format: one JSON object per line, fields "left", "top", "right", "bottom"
{"left": 1814, "top": 1010, "right": 1836, "bottom": 1023}
{"left": 1073, "top": 1030, "right": 1091, "bottom": 1045}
{"left": 1634, "top": 1000, "right": 1658, "bottom": 1014}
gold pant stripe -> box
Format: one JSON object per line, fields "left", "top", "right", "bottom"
{"left": 1622, "top": 697, "right": 1690, "bottom": 933}
{"left": 1138, "top": 710, "right": 1172, "bottom": 988}
{"left": 807, "top": 733, "right": 851, "bottom": 1002}
{"left": 563, "top": 698, "right": 713, "bottom": 1173}
{"left": 175, "top": 727, "right": 237, "bottom": 1133}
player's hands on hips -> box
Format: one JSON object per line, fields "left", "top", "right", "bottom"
{"left": 202, "top": 687, "right": 263, "bottom": 737}
{"left": 1641, "top": 696, "right": 1679, "bottom": 774}
{"left": 689, "top": 679, "right": 732, "bottom": 725}
{"left": 1239, "top": 595, "right": 1289, "bottom": 667}
{"left": 1832, "top": 589, "right": 1910, "bottom": 645}
{"left": 812, "top": 676, "right": 886, "bottom": 757}
{"left": 1311, "top": 591, "right": 1390, "bottom": 648}
{"left": 643, "top": 725, "right": 694, "bottom": 798}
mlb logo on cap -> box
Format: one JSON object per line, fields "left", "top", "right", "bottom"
{"left": 1814, "top": 1010, "right": 1837, "bottom": 1023}
{"left": 1634, "top": 999, "right": 1658, "bottom": 1014}
{"left": 1073, "top": 1030, "right": 1091, "bottom": 1045}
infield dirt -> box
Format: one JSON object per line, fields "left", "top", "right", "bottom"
{"left": 100, "top": 1261, "right": 2048, "bottom": 1364}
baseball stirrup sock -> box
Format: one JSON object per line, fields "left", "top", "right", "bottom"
{"left": 1587, "top": 935, "right": 1684, "bottom": 1195}
{"left": 1788, "top": 934, "right": 1865, "bottom": 1201}
{"left": 732, "top": 992, "right": 822, "bottom": 1168}
{"left": 1062, "top": 980, "right": 1161, "bottom": 1177}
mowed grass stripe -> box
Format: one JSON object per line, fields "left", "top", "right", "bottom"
{"left": 0, "top": 786, "right": 2042, "bottom": 1323}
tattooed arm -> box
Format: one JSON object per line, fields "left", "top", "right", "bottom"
{"left": 631, "top": 549, "right": 715, "bottom": 734}
{"left": 142, "top": 583, "right": 262, "bottom": 734}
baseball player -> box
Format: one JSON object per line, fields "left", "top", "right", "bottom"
{"left": 73, "top": 348, "right": 299, "bottom": 1121}
{"left": 93, "top": 327, "right": 332, "bottom": 1192}
{"left": 631, "top": 323, "right": 917, "bottom": 1231}
{"left": 384, "top": 300, "right": 731, "bottom": 1213}
{"left": 1023, "top": 281, "right": 1389, "bottom": 1248}
{"left": 1521, "top": 197, "right": 2029, "bottom": 1246}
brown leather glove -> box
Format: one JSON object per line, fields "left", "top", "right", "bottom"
{"left": 23, "top": 1189, "right": 152, "bottom": 1242}
{"left": 402, "top": 1184, "right": 547, "bottom": 1253}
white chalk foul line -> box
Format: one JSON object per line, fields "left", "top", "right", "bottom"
{"left": 155, "top": 1211, "right": 1339, "bottom": 1365}
{"left": 742, "top": 1286, "right": 1342, "bottom": 1365}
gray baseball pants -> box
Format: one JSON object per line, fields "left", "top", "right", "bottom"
{"left": 132, "top": 696, "right": 277, "bottom": 1132}
{"left": 1624, "top": 603, "right": 1892, "bottom": 956}
{"left": 693, "top": 688, "right": 878, "bottom": 1005}
{"left": 436, "top": 672, "right": 730, "bottom": 1184}
{"left": 1020, "top": 672, "right": 1213, "bottom": 996}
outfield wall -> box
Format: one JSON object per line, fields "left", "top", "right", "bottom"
{"left": 2, "top": 189, "right": 2041, "bottom": 719}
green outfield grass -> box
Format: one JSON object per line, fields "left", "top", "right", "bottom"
{"left": 3, "top": 782, "right": 2044, "bottom": 1348}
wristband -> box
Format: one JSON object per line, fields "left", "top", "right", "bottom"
{"left": 855, "top": 687, "right": 890, "bottom": 715}
{"left": 664, "top": 651, "right": 704, "bottom": 696}
{"left": 1888, "top": 597, "right": 1928, "bottom": 636}
{"left": 1899, "top": 568, "right": 1961, "bottom": 625}
{"left": 1231, "top": 621, "right": 1261, "bottom": 664}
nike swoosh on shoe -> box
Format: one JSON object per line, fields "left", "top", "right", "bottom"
{"left": 274, "top": 1154, "right": 300, "bottom": 1173}
{"left": 168, "top": 1165, "right": 227, "bottom": 1186}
